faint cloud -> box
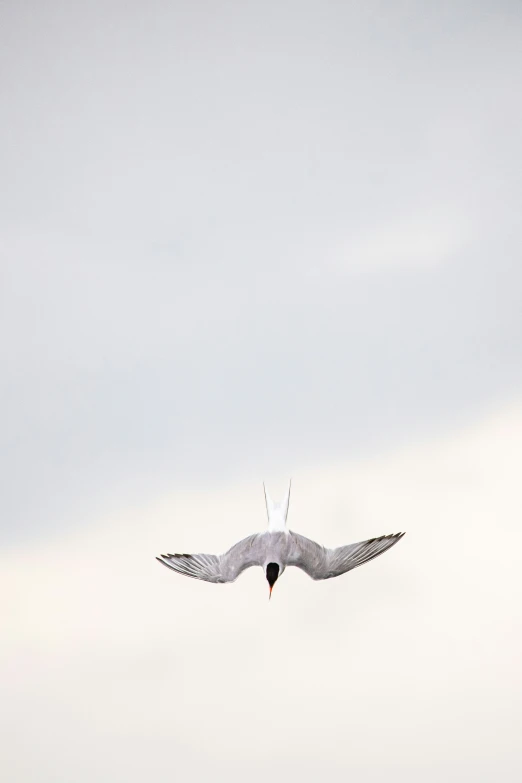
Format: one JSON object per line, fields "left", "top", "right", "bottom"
{"left": 334, "top": 212, "right": 469, "bottom": 273}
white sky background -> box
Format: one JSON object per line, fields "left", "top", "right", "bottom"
{"left": 1, "top": 1, "right": 522, "bottom": 780}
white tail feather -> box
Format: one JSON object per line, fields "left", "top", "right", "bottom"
{"left": 263, "top": 480, "right": 291, "bottom": 531}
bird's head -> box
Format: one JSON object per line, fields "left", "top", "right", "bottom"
{"left": 266, "top": 562, "right": 280, "bottom": 599}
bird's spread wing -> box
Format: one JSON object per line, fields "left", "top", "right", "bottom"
{"left": 288, "top": 531, "right": 405, "bottom": 580}
{"left": 156, "top": 534, "right": 263, "bottom": 584}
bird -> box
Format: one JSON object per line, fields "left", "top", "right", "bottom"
{"left": 156, "top": 482, "right": 405, "bottom": 598}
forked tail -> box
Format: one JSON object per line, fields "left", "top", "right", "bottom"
{"left": 263, "top": 480, "right": 291, "bottom": 531}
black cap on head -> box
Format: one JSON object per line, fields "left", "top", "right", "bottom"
{"left": 266, "top": 562, "right": 280, "bottom": 587}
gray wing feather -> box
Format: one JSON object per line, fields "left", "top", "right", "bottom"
{"left": 288, "top": 531, "right": 405, "bottom": 580}
{"left": 156, "top": 534, "right": 263, "bottom": 584}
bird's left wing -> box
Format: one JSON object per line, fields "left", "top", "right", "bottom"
{"left": 287, "top": 531, "right": 405, "bottom": 580}
{"left": 156, "top": 534, "right": 263, "bottom": 584}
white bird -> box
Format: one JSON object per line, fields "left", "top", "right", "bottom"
{"left": 156, "top": 482, "right": 405, "bottom": 597}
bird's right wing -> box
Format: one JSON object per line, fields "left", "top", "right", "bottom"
{"left": 288, "top": 531, "right": 405, "bottom": 580}
{"left": 156, "top": 534, "right": 263, "bottom": 584}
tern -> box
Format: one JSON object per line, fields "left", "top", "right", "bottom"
{"left": 156, "top": 483, "right": 405, "bottom": 597}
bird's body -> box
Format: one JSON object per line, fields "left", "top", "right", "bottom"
{"left": 157, "top": 483, "right": 404, "bottom": 594}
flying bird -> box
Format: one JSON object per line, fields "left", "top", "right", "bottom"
{"left": 156, "top": 483, "right": 404, "bottom": 597}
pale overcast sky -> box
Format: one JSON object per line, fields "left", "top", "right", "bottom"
{"left": 1, "top": 2, "right": 522, "bottom": 781}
